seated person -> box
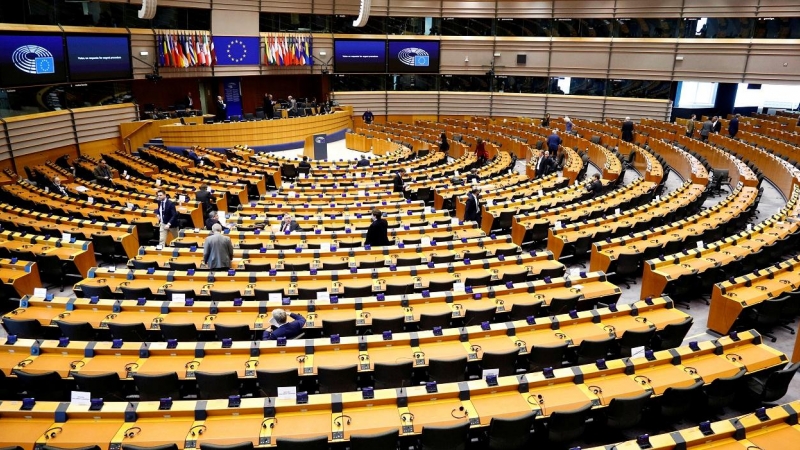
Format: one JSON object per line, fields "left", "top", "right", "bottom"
{"left": 586, "top": 174, "right": 603, "bottom": 197}
{"left": 262, "top": 308, "right": 306, "bottom": 340}
{"left": 298, "top": 156, "right": 312, "bottom": 170}
{"left": 206, "top": 211, "right": 223, "bottom": 230}
{"left": 465, "top": 168, "right": 480, "bottom": 183}
{"left": 279, "top": 214, "right": 300, "bottom": 233}
{"left": 356, "top": 155, "right": 370, "bottom": 167}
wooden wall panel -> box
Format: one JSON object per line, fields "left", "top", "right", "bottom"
{"left": 552, "top": 1, "right": 616, "bottom": 18}
{"left": 549, "top": 39, "right": 611, "bottom": 78}
{"left": 130, "top": 30, "right": 157, "bottom": 80}
{"left": 440, "top": 37, "right": 494, "bottom": 75}
{"left": 213, "top": 65, "right": 263, "bottom": 78}
{"left": 545, "top": 95, "right": 604, "bottom": 122}
{"left": 757, "top": 0, "right": 800, "bottom": 17}
{"left": 496, "top": 1, "right": 553, "bottom": 19}
{"left": 332, "top": 92, "right": 388, "bottom": 116}
{"left": 441, "top": 2, "right": 497, "bottom": 18}
{"left": 603, "top": 97, "right": 671, "bottom": 121}
{"left": 612, "top": 0, "right": 685, "bottom": 18}
{"left": 682, "top": 0, "right": 759, "bottom": 18}
{"left": 390, "top": 0, "right": 444, "bottom": 17}
{"left": 73, "top": 105, "right": 137, "bottom": 144}
{"left": 0, "top": 127, "right": 10, "bottom": 163}
{"left": 4, "top": 112, "right": 76, "bottom": 157}
{"left": 387, "top": 92, "right": 439, "bottom": 116}
{"left": 333, "top": 0, "right": 368, "bottom": 16}
{"left": 439, "top": 92, "right": 491, "bottom": 116}
{"left": 743, "top": 40, "right": 800, "bottom": 84}
{"left": 608, "top": 39, "right": 677, "bottom": 81}
{"left": 214, "top": 0, "right": 260, "bottom": 11}
{"left": 673, "top": 39, "right": 750, "bottom": 82}
{"left": 491, "top": 93, "right": 548, "bottom": 118}
{"left": 261, "top": 0, "right": 312, "bottom": 14}
{"left": 493, "top": 38, "right": 551, "bottom": 77}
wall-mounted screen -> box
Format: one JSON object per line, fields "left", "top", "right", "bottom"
{"left": 66, "top": 35, "right": 132, "bottom": 82}
{"left": 0, "top": 33, "right": 67, "bottom": 88}
{"left": 334, "top": 39, "right": 386, "bottom": 73}
{"left": 388, "top": 40, "right": 440, "bottom": 74}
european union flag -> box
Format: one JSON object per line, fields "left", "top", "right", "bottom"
{"left": 414, "top": 55, "right": 429, "bottom": 67}
{"left": 35, "top": 57, "right": 55, "bottom": 74}
{"left": 213, "top": 36, "right": 261, "bottom": 66}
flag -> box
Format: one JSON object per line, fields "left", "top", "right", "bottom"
{"left": 305, "top": 35, "right": 312, "bottom": 65}
{"left": 197, "top": 35, "right": 206, "bottom": 66}
{"left": 156, "top": 34, "right": 165, "bottom": 67}
{"left": 209, "top": 36, "right": 217, "bottom": 66}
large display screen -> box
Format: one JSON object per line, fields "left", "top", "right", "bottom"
{"left": 66, "top": 35, "right": 132, "bottom": 82}
{"left": 0, "top": 33, "right": 68, "bottom": 88}
{"left": 334, "top": 39, "right": 386, "bottom": 73}
{"left": 388, "top": 40, "right": 440, "bottom": 74}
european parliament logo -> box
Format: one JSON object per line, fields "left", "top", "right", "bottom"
{"left": 397, "top": 47, "right": 430, "bottom": 67}
{"left": 12, "top": 45, "right": 54, "bottom": 74}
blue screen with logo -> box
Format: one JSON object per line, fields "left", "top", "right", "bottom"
{"left": 388, "top": 40, "right": 440, "bottom": 74}
{"left": 66, "top": 35, "right": 132, "bottom": 82}
{"left": 0, "top": 33, "right": 67, "bottom": 88}
{"left": 334, "top": 39, "right": 386, "bottom": 73}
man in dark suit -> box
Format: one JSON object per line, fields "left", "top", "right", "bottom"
{"left": 280, "top": 214, "right": 300, "bottom": 233}
{"left": 263, "top": 93, "right": 274, "bottom": 119}
{"left": 536, "top": 150, "right": 555, "bottom": 178}
{"left": 364, "top": 209, "right": 390, "bottom": 247}
{"left": 465, "top": 168, "right": 479, "bottom": 183}
{"left": 586, "top": 174, "right": 603, "bottom": 198}
{"left": 215, "top": 96, "right": 227, "bottom": 122}
{"left": 298, "top": 156, "right": 312, "bottom": 170}
{"left": 356, "top": 155, "right": 370, "bottom": 167}
{"left": 392, "top": 168, "right": 407, "bottom": 196}
{"left": 52, "top": 176, "right": 69, "bottom": 197}
{"left": 206, "top": 211, "right": 222, "bottom": 230}
{"left": 700, "top": 119, "right": 713, "bottom": 141}
{"left": 464, "top": 187, "right": 482, "bottom": 224}
{"left": 546, "top": 129, "right": 561, "bottom": 153}
{"left": 711, "top": 116, "right": 722, "bottom": 134}
{"left": 92, "top": 159, "right": 112, "bottom": 183}
{"left": 262, "top": 308, "right": 306, "bottom": 340}
{"left": 362, "top": 110, "right": 374, "bottom": 124}
{"left": 728, "top": 114, "right": 740, "bottom": 138}
{"left": 621, "top": 117, "right": 635, "bottom": 142}
{"left": 196, "top": 184, "right": 214, "bottom": 215}
{"left": 155, "top": 189, "right": 179, "bottom": 245}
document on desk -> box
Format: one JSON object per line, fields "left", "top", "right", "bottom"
{"left": 277, "top": 386, "right": 296, "bottom": 400}
{"left": 71, "top": 391, "right": 91, "bottom": 406}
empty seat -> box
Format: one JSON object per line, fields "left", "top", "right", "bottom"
{"left": 419, "top": 422, "right": 470, "bottom": 450}
{"left": 195, "top": 371, "right": 240, "bottom": 399}
{"left": 427, "top": 356, "right": 467, "bottom": 383}
{"left": 373, "top": 361, "right": 413, "bottom": 389}
{"left": 256, "top": 368, "right": 299, "bottom": 397}
{"left": 159, "top": 323, "right": 198, "bottom": 341}
{"left": 133, "top": 372, "right": 181, "bottom": 401}
{"left": 56, "top": 321, "right": 96, "bottom": 340}
{"left": 318, "top": 365, "right": 358, "bottom": 394}
{"left": 2, "top": 317, "right": 44, "bottom": 339}
{"left": 214, "top": 324, "right": 253, "bottom": 341}
{"left": 108, "top": 322, "right": 148, "bottom": 341}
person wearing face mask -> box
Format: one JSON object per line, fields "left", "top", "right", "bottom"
{"left": 364, "top": 209, "right": 390, "bottom": 247}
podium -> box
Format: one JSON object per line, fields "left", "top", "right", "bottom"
{"left": 303, "top": 133, "right": 328, "bottom": 160}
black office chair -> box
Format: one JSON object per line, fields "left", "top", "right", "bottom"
{"left": 244, "top": 262, "right": 272, "bottom": 272}
{"left": 650, "top": 317, "right": 693, "bottom": 351}
{"left": 611, "top": 253, "right": 641, "bottom": 289}
{"left": 256, "top": 368, "right": 299, "bottom": 397}
{"left": 373, "top": 361, "right": 413, "bottom": 389}
{"left": 131, "top": 260, "right": 160, "bottom": 270}
{"left": 214, "top": 324, "right": 253, "bottom": 341}
{"left": 160, "top": 323, "right": 198, "bottom": 341}
{"left": 195, "top": 371, "right": 240, "bottom": 399}
{"left": 322, "top": 319, "right": 357, "bottom": 337}
{"left": 418, "top": 312, "right": 451, "bottom": 331}
{"left": 480, "top": 349, "right": 520, "bottom": 377}
{"left": 499, "top": 270, "right": 528, "bottom": 285}
{"left": 528, "top": 342, "right": 568, "bottom": 372}
{"left": 42, "top": 446, "right": 100, "bottom": 450}
{"left": 601, "top": 391, "right": 651, "bottom": 430}
{"left": 462, "top": 307, "right": 495, "bottom": 325}
{"left": 133, "top": 372, "right": 181, "bottom": 401}
{"left": 275, "top": 436, "right": 327, "bottom": 450}
{"left": 574, "top": 336, "right": 614, "bottom": 365}
{"left": 56, "top": 321, "right": 96, "bottom": 340}
{"left": 254, "top": 288, "right": 285, "bottom": 301}
{"left": 132, "top": 221, "right": 158, "bottom": 246}
{"left": 210, "top": 290, "right": 242, "bottom": 302}
{"left": 120, "top": 287, "right": 154, "bottom": 300}
{"left": 419, "top": 422, "right": 470, "bottom": 450}
{"left": 298, "top": 287, "right": 327, "bottom": 300}
{"left": 658, "top": 380, "right": 705, "bottom": 421}
{"left": 396, "top": 257, "right": 422, "bottom": 267}
{"left": 464, "top": 275, "right": 492, "bottom": 289}
{"left": 72, "top": 372, "right": 124, "bottom": 401}
{"left": 614, "top": 328, "right": 656, "bottom": 357}
{"left": 343, "top": 284, "right": 373, "bottom": 299}
{"left": 533, "top": 266, "right": 566, "bottom": 281}
{"left": 485, "top": 412, "right": 536, "bottom": 450}
{"left": 508, "top": 302, "right": 542, "bottom": 321}
{"left": 285, "top": 263, "right": 311, "bottom": 272}
{"left": 91, "top": 234, "right": 126, "bottom": 267}
{"left": 318, "top": 365, "right": 358, "bottom": 393}
{"left": 172, "top": 241, "right": 200, "bottom": 249}
{"left": 37, "top": 254, "right": 75, "bottom": 292}
{"left": 350, "top": 429, "right": 399, "bottom": 450}
{"left": 742, "top": 296, "right": 789, "bottom": 342}
{"left": 385, "top": 283, "right": 413, "bottom": 296}
{"left": 238, "top": 242, "right": 263, "bottom": 250}
{"left": 15, "top": 370, "right": 65, "bottom": 401}
{"left": 427, "top": 356, "right": 467, "bottom": 383}
{"left": 431, "top": 254, "right": 456, "bottom": 264}
{"left": 78, "top": 284, "right": 115, "bottom": 299}
{"left": 167, "top": 262, "right": 197, "bottom": 270}
{"left": 546, "top": 294, "right": 581, "bottom": 316}
{"left": 108, "top": 322, "right": 148, "bottom": 341}
{"left": 371, "top": 316, "right": 405, "bottom": 334}
{"left": 745, "top": 362, "right": 800, "bottom": 404}
{"left": 704, "top": 369, "right": 745, "bottom": 411}
{"left": 200, "top": 443, "right": 254, "bottom": 450}
{"left": 2, "top": 317, "right": 44, "bottom": 339}
{"left": 428, "top": 280, "right": 455, "bottom": 292}
{"left": 541, "top": 403, "right": 592, "bottom": 444}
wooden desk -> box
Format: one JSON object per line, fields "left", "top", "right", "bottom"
{"left": 0, "top": 231, "right": 95, "bottom": 278}
{"left": 0, "top": 258, "right": 41, "bottom": 297}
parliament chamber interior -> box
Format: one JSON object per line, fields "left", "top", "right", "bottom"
{"left": 1, "top": 1, "right": 800, "bottom": 449}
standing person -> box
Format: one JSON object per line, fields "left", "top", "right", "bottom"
{"left": 536, "top": 150, "right": 555, "bottom": 178}
{"left": 541, "top": 113, "right": 551, "bottom": 128}
{"left": 392, "top": 168, "right": 406, "bottom": 195}
{"left": 728, "top": 114, "right": 740, "bottom": 138}
{"left": 202, "top": 223, "right": 234, "bottom": 270}
{"left": 364, "top": 209, "right": 390, "bottom": 247}
{"left": 547, "top": 129, "right": 562, "bottom": 154}
{"left": 586, "top": 173, "right": 603, "bottom": 198}
{"left": 711, "top": 116, "right": 722, "bottom": 134}
{"left": 155, "top": 189, "right": 179, "bottom": 246}
{"left": 686, "top": 114, "right": 697, "bottom": 138}
{"left": 184, "top": 92, "right": 193, "bottom": 110}
{"left": 215, "top": 95, "right": 227, "bottom": 122}
{"left": 362, "top": 109, "right": 374, "bottom": 124}
{"left": 52, "top": 176, "right": 69, "bottom": 197}
{"left": 287, "top": 96, "right": 297, "bottom": 116}
{"left": 438, "top": 132, "right": 450, "bottom": 157}
{"left": 475, "top": 138, "right": 488, "bottom": 166}
{"left": 621, "top": 116, "right": 635, "bottom": 142}
{"left": 263, "top": 93, "right": 274, "bottom": 120}
{"left": 280, "top": 214, "right": 300, "bottom": 233}
{"left": 262, "top": 308, "right": 306, "bottom": 340}
{"left": 464, "top": 187, "right": 482, "bottom": 223}
{"left": 564, "top": 116, "right": 573, "bottom": 134}
{"left": 700, "top": 118, "right": 713, "bottom": 142}
{"left": 92, "top": 159, "right": 113, "bottom": 183}
{"left": 196, "top": 184, "right": 214, "bottom": 216}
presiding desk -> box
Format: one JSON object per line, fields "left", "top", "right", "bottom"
{"left": 0, "top": 331, "right": 786, "bottom": 449}
{"left": 159, "top": 110, "right": 353, "bottom": 149}
{"left": 12, "top": 271, "right": 623, "bottom": 335}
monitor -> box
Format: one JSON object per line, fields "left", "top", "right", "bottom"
{"left": 334, "top": 39, "right": 386, "bottom": 73}
{"left": 387, "top": 40, "right": 440, "bottom": 74}
{"left": 0, "top": 33, "right": 68, "bottom": 88}
{"left": 66, "top": 34, "right": 132, "bottom": 82}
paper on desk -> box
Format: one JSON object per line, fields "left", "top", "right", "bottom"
{"left": 71, "top": 391, "right": 91, "bottom": 406}
{"left": 453, "top": 282, "right": 465, "bottom": 292}
{"left": 62, "top": 233, "right": 71, "bottom": 242}
{"left": 172, "top": 293, "right": 186, "bottom": 302}
{"left": 127, "top": 202, "right": 134, "bottom": 210}
{"left": 34, "top": 288, "right": 47, "bottom": 297}
{"left": 277, "top": 386, "right": 296, "bottom": 400}
{"left": 268, "top": 293, "right": 282, "bottom": 302}
{"left": 75, "top": 186, "right": 88, "bottom": 192}
{"left": 317, "top": 291, "right": 330, "bottom": 301}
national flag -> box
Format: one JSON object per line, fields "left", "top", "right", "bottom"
{"left": 171, "top": 34, "right": 180, "bottom": 68}
{"left": 165, "top": 32, "right": 173, "bottom": 67}
{"left": 156, "top": 34, "right": 165, "bottom": 67}
{"left": 209, "top": 36, "right": 217, "bottom": 66}
{"left": 184, "top": 34, "right": 193, "bottom": 66}
{"left": 305, "top": 36, "right": 312, "bottom": 65}
{"left": 197, "top": 35, "right": 206, "bottom": 66}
